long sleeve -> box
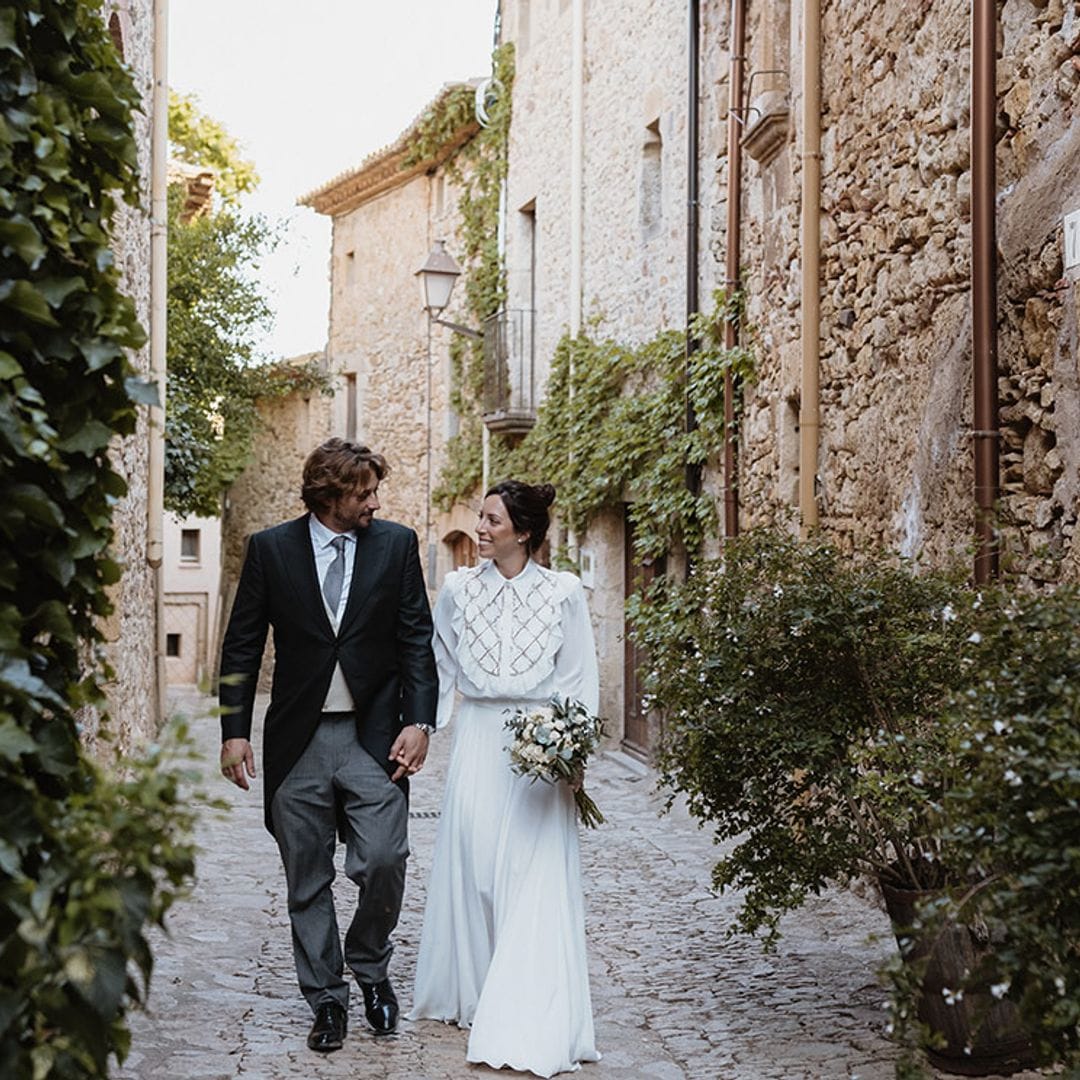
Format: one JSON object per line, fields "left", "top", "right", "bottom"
{"left": 552, "top": 579, "right": 599, "bottom": 716}
{"left": 432, "top": 577, "right": 459, "bottom": 730}
{"left": 219, "top": 533, "right": 269, "bottom": 741}
{"left": 395, "top": 529, "right": 438, "bottom": 729}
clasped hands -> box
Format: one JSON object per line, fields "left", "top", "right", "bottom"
{"left": 220, "top": 724, "right": 430, "bottom": 789}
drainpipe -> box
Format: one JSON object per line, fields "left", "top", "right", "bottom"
{"left": 799, "top": 0, "right": 821, "bottom": 537}
{"left": 686, "top": 0, "right": 702, "bottom": 502}
{"left": 722, "top": 0, "right": 746, "bottom": 538}
{"left": 567, "top": 0, "right": 584, "bottom": 557}
{"left": 148, "top": 0, "right": 168, "bottom": 726}
{"left": 569, "top": 0, "right": 584, "bottom": 339}
{"left": 972, "top": 0, "right": 999, "bottom": 583}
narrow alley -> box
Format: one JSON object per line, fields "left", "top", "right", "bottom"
{"left": 114, "top": 689, "right": 947, "bottom": 1080}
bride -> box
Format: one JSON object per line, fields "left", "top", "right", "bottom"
{"left": 410, "top": 479, "right": 600, "bottom": 1077}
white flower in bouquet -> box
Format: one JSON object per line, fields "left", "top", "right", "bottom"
{"left": 504, "top": 695, "right": 606, "bottom": 827}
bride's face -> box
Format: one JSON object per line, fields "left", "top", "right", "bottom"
{"left": 477, "top": 494, "right": 528, "bottom": 563}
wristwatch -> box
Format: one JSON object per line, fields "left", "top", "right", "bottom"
{"left": 411, "top": 722, "right": 436, "bottom": 737}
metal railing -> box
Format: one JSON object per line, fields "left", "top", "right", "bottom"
{"left": 482, "top": 309, "right": 536, "bottom": 434}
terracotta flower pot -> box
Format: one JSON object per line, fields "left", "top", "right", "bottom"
{"left": 881, "top": 880, "right": 1036, "bottom": 1077}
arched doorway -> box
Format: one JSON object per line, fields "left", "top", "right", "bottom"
{"left": 445, "top": 530, "right": 477, "bottom": 570}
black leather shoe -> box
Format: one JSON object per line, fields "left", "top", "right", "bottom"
{"left": 307, "top": 1001, "right": 347, "bottom": 1052}
{"left": 360, "top": 978, "right": 398, "bottom": 1035}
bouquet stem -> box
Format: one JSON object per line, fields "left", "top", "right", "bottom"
{"left": 574, "top": 787, "right": 605, "bottom": 829}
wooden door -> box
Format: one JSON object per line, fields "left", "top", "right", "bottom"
{"left": 622, "top": 505, "right": 662, "bottom": 756}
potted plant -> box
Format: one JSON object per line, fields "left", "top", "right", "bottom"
{"left": 884, "top": 585, "right": 1080, "bottom": 1078}
{"left": 626, "top": 530, "right": 1046, "bottom": 1075}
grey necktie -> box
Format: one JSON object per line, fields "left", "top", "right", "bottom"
{"left": 322, "top": 535, "right": 347, "bottom": 615}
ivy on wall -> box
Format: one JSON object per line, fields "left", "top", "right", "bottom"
{"left": 0, "top": 4, "right": 197, "bottom": 1075}
{"left": 402, "top": 44, "right": 516, "bottom": 511}
{"left": 497, "top": 289, "right": 755, "bottom": 558}
{"left": 406, "top": 55, "right": 753, "bottom": 556}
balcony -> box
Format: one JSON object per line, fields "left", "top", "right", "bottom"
{"left": 482, "top": 309, "right": 537, "bottom": 434}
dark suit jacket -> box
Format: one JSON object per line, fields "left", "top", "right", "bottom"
{"left": 219, "top": 514, "right": 438, "bottom": 834}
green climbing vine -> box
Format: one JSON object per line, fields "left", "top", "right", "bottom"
{"left": 403, "top": 49, "right": 753, "bottom": 560}
{"left": 0, "top": 4, "right": 198, "bottom": 1076}
{"left": 497, "top": 288, "right": 755, "bottom": 558}
{"left": 403, "top": 45, "right": 515, "bottom": 509}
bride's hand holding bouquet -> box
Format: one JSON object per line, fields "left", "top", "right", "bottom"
{"left": 504, "top": 695, "right": 606, "bottom": 828}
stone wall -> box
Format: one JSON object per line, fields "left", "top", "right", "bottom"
{"left": 319, "top": 138, "right": 476, "bottom": 591}
{"left": 328, "top": 179, "right": 438, "bottom": 542}
{"left": 497, "top": 0, "right": 1080, "bottom": 755}
{"left": 501, "top": 0, "right": 697, "bottom": 740}
{"left": 91, "top": 0, "right": 159, "bottom": 755}
{"left": 725, "top": 0, "right": 1080, "bottom": 586}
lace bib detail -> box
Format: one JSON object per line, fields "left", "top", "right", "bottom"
{"left": 453, "top": 564, "right": 565, "bottom": 697}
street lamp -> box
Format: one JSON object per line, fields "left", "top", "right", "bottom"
{"left": 416, "top": 240, "right": 484, "bottom": 585}
{"left": 415, "top": 240, "right": 481, "bottom": 340}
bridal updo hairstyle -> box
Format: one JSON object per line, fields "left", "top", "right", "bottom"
{"left": 486, "top": 479, "right": 555, "bottom": 555}
{"left": 301, "top": 438, "right": 388, "bottom": 514}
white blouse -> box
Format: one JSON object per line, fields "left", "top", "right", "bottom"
{"left": 431, "top": 559, "right": 600, "bottom": 730}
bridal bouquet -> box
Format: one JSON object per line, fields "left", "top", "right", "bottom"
{"left": 504, "top": 695, "right": 606, "bottom": 828}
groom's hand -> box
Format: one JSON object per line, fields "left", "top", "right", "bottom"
{"left": 221, "top": 738, "right": 256, "bottom": 790}
{"left": 389, "top": 725, "right": 430, "bottom": 782}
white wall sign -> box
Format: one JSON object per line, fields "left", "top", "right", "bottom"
{"left": 1065, "top": 208, "right": 1080, "bottom": 272}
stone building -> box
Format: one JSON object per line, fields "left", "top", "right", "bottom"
{"left": 496, "top": 0, "right": 697, "bottom": 752}
{"left": 163, "top": 513, "right": 221, "bottom": 687}
{"left": 484, "top": 0, "right": 1080, "bottom": 753}
{"left": 92, "top": 0, "right": 163, "bottom": 753}
{"left": 721, "top": 1, "right": 1080, "bottom": 587}
{"left": 299, "top": 85, "right": 486, "bottom": 589}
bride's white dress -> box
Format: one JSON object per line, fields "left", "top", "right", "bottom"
{"left": 411, "top": 559, "right": 601, "bottom": 1077}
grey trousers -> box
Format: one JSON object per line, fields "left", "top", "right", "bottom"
{"left": 270, "top": 713, "right": 408, "bottom": 1012}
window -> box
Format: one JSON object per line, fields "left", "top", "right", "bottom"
{"left": 779, "top": 396, "right": 800, "bottom": 506}
{"left": 345, "top": 372, "right": 357, "bottom": 440}
{"left": 108, "top": 13, "right": 125, "bottom": 59}
{"left": 345, "top": 250, "right": 356, "bottom": 288}
{"left": 180, "top": 528, "right": 200, "bottom": 562}
{"left": 640, "top": 119, "right": 663, "bottom": 239}
{"left": 166, "top": 633, "right": 181, "bottom": 658}
{"left": 520, "top": 200, "right": 537, "bottom": 324}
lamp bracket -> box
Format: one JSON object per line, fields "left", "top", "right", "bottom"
{"left": 432, "top": 316, "right": 482, "bottom": 340}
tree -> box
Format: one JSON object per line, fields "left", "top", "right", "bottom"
{"left": 165, "top": 97, "right": 327, "bottom": 517}
{"left": 168, "top": 91, "right": 258, "bottom": 204}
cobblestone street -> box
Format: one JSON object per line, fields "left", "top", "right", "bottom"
{"left": 115, "top": 691, "right": 1038, "bottom": 1080}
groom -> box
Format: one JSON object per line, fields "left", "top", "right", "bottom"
{"left": 219, "top": 438, "right": 437, "bottom": 1053}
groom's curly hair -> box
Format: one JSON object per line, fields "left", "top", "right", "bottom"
{"left": 301, "top": 438, "right": 388, "bottom": 513}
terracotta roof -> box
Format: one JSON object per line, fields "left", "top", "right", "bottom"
{"left": 298, "top": 80, "right": 483, "bottom": 218}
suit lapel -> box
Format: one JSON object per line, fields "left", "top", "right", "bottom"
{"left": 277, "top": 514, "right": 334, "bottom": 636}
{"left": 339, "top": 522, "right": 390, "bottom": 635}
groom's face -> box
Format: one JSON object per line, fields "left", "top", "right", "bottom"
{"left": 323, "top": 474, "right": 381, "bottom": 534}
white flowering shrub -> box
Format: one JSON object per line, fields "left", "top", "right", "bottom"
{"left": 626, "top": 529, "right": 977, "bottom": 944}
{"left": 892, "top": 586, "right": 1080, "bottom": 1075}
{"left": 629, "top": 530, "right": 1080, "bottom": 1075}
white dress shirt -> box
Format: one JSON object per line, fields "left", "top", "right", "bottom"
{"left": 309, "top": 513, "right": 357, "bottom": 712}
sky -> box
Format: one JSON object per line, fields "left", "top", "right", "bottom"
{"left": 168, "top": 0, "right": 500, "bottom": 359}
